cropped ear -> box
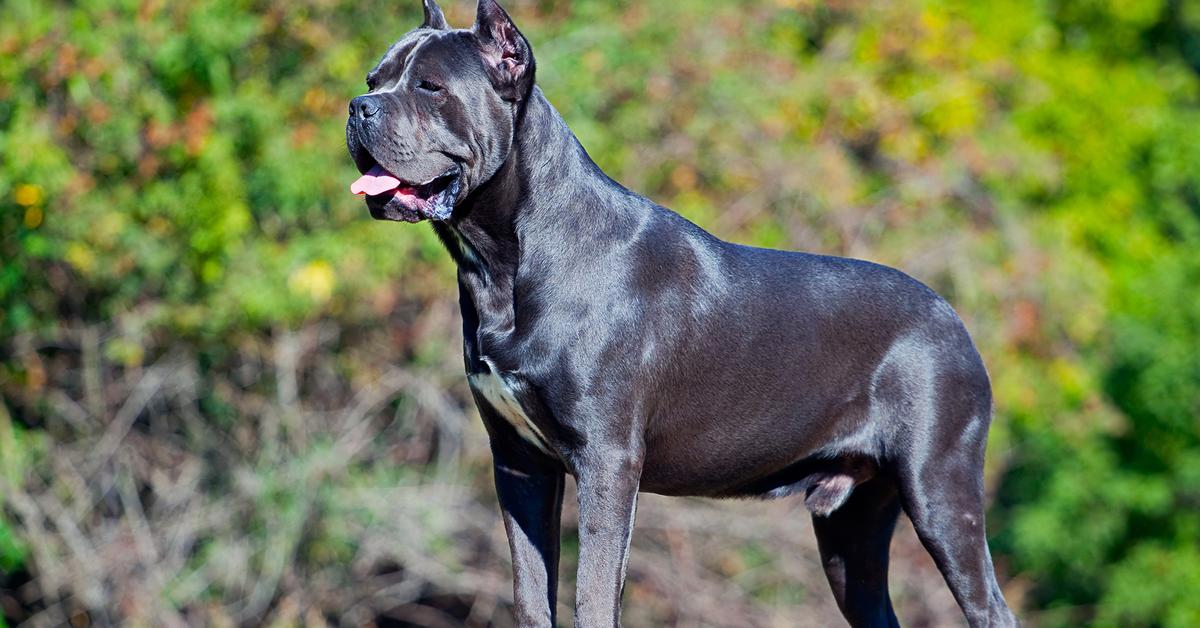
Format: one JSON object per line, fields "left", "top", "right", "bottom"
{"left": 421, "top": 0, "right": 450, "bottom": 30}
{"left": 473, "top": 0, "right": 535, "bottom": 102}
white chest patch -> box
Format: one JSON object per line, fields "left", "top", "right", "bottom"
{"left": 468, "top": 365, "right": 551, "bottom": 454}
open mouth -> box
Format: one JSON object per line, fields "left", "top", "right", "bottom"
{"left": 350, "top": 160, "right": 461, "bottom": 222}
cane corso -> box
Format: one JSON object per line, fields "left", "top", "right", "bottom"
{"left": 345, "top": 1, "right": 1018, "bottom": 626}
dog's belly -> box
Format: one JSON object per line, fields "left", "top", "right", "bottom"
{"left": 638, "top": 423, "right": 865, "bottom": 498}
{"left": 636, "top": 381, "right": 880, "bottom": 497}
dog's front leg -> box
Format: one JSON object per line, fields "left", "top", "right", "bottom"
{"left": 573, "top": 449, "right": 643, "bottom": 628}
{"left": 495, "top": 461, "right": 565, "bottom": 627}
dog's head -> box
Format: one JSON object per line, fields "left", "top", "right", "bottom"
{"left": 346, "top": 0, "right": 534, "bottom": 223}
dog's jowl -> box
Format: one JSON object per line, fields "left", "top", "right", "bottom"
{"left": 346, "top": 1, "right": 1019, "bottom": 626}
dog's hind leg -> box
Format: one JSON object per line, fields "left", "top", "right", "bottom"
{"left": 894, "top": 405, "right": 1018, "bottom": 628}
{"left": 811, "top": 474, "right": 903, "bottom": 628}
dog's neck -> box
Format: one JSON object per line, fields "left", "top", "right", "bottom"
{"left": 435, "top": 86, "right": 643, "bottom": 341}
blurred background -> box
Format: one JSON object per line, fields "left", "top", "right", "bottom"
{"left": 2, "top": 0, "right": 1199, "bottom": 626}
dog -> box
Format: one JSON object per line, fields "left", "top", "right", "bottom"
{"left": 346, "top": 2, "right": 1018, "bottom": 626}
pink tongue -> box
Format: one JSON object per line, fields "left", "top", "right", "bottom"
{"left": 350, "top": 164, "right": 402, "bottom": 196}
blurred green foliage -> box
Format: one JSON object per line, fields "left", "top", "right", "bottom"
{"left": 2, "top": 0, "right": 1199, "bottom": 625}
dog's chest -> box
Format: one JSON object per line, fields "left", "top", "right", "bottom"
{"left": 468, "top": 362, "right": 551, "bottom": 453}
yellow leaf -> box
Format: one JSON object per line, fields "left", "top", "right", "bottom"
{"left": 65, "top": 242, "right": 95, "bottom": 273}
{"left": 14, "top": 183, "right": 42, "bottom": 207}
{"left": 289, "top": 260, "right": 336, "bottom": 304}
{"left": 23, "top": 206, "right": 44, "bottom": 229}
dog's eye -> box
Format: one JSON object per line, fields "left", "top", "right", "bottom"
{"left": 416, "top": 79, "right": 443, "bottom": 93}
{"left": 365, "top": 76, "right": 378, "bottom": 91}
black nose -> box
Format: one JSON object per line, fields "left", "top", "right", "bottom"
{"left": 350, "top": 95, "right": 380, "bottom": 120}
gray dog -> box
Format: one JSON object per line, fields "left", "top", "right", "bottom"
{"left": 346, "top": 1, "right": 1018, "bottom": 626}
